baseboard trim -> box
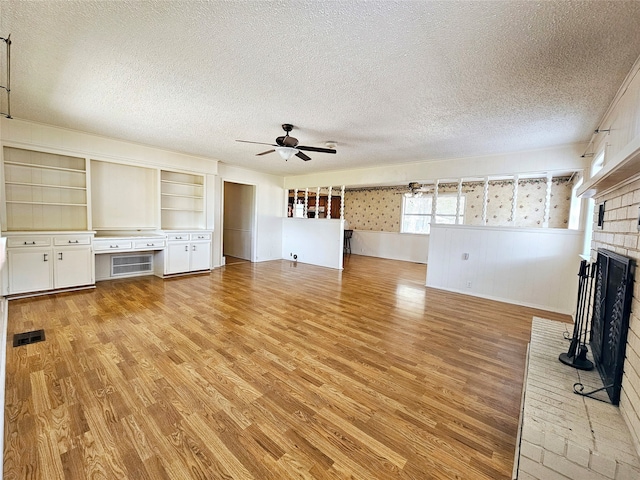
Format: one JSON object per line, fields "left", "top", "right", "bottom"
{"left": 6, "top": 284, "right": 96, "bottom": 301}
{"left": 424, "top": 285, "right": 572, "bottom": 315}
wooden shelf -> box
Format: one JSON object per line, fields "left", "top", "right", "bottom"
{"left": 6, "top": 201, "right": 87, "bottom": 207}
{"left": 4, "top": 161, "right": 86, "bottom": 174}
{"left": 6, "top": 181, "right": 86, "bottom": 190}
{"left": 4, "top": 147, "right": 89, "bottom": 231}
{"left": 161, "top": 193, "right": 203, "bottom": 199}
{"left": 160, "top": 170, "right": 205, "bottom": 229}
{"left": 161, "top": 179, "right": 203, "bottom": 187}
{"left": 161, "top": 207, "right": 204, "bottom": 212}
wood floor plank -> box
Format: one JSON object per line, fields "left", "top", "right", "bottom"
{"left": 4, "top": 255, "right": 571, "bottom": 479}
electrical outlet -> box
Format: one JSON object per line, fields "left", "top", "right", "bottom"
{"left": 463, "top": 253, "right": 469, "bottom": 260}
{"left": 466, "top": 281, "right": 472, "bottom": 288}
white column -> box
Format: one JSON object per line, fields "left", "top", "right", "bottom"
{"left": 482, "top": 177, "right": 489, "bottom": 226}
{"left": 304, "top": 188, "right": 309, "bottom": 218}
{"left": 543, "top": 173, "right": 552, "bottom": 228}
{"left": 510, "top": 175, "right": 519, "bottom": 225}
{"left": 456, "top": 179, "right": 463, "bottom": 224}
{"left": 327, "top": 186, "right": 332, "bottom": 219}
{"left": 431, "top": 180, "right": 439, "bottom": 226}
{"left": 316, "top": 186, "right": 321, "bottom": 220}
{"left": 340, "top": 185, "right": 345, "bottom": 220}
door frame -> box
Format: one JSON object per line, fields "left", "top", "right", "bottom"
{"left": 220, "top": 180, "right": 258, "bottom": 263}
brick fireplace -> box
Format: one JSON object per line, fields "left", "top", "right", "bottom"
{"left": 591, "top": 178, "right": 640, "bottom": 456}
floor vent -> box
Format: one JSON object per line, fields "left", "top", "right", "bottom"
{"left": 111, "top": 254, "right": 153, "bottom": 276}
{"left": 13, "top": 329, "right": 45, "bottom": 347}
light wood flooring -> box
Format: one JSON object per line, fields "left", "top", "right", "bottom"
{"left": 3, "top": 255, "right": 570, "bottom": 479}
{"left": 223, "top": 256, "right": 250, "bottom": 266}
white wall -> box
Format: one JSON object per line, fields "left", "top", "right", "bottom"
{"left": 215, "top": 164, "right": 284, "bottom": 266}
{"left": 1, "top": 118, "right": 218, "bottom": 174}
{"left": 284, "top": 143, "right": 588, "bottom": 190}
{"left": 282, "top": 218, "right": 344, "bottom": 270}
{"left": 350, "top": 230, "right": 429, "bottom": 264}
{"left": 426, "top": 224, "right": 583, "bottom": 314}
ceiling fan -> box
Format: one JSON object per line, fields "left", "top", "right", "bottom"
{"left": 403, "top": 182, "right": 432, "bottom": 197}
{"left": 236, "top": 124, "right": 337, "bottom": 161}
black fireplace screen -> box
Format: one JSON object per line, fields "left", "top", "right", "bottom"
{"left": 590, "top": 249, "right": 635, "bottom": 405}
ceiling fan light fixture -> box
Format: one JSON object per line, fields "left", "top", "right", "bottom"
{"left": 275, "top": 146, "right": 299, "bottom": 160}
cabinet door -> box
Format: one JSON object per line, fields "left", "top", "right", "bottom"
{"left": 8, "top": 248, "right": 53, "bottom": 294}
{"left": 190, "top": 242, "right": 211, "bottom": 271}
{"left": 54, "top": 247, "right": 94, "bottom": 289}
{"left": 166, "top": 242, "right": 191, "bottom": 274}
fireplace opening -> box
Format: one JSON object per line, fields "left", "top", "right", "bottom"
{"left": 589, "top": 248, "right": 635, "bottom": 405}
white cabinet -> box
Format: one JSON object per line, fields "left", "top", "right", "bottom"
{"left": 190, "top": 241, "right": 211, "bottom": 271}
{"left": 165, "top": 241, "right": 191, "bottom": 274}
{"left": 54, "top": 247, "right": 94, "bottom": 289}
{"left": 7, "top": 247, "right": 52, "bottom": 293}
{"left": 4, "top": 232, "right": 95, "bottom": 295}
{"left": 158, "top": 231, "right": 212, "bottom": 276}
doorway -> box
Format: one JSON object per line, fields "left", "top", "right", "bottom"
{"left": 222, "top": 181, "right": 256, "bottom": 265}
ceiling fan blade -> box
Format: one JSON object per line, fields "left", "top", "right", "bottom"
{"left": 236, "top": 140, "right": 277, "bottom": 146}
{"left": 297, "top": 145, "right": 337, "bottom": 154}
{"left": 256, "top": 149, "right": 275, "bottom": 156}
{"left": 295, "top": 151, "right": 312, "bottom": 161}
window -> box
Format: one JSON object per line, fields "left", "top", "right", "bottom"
{"left": 402, "top": 196, "right": 432, "bottom": 234}
{"left": 435, "top": 195, "right": 465, "bottom": 225}
{"left": 402, "top": 194, "right": 465, "bottom": 234}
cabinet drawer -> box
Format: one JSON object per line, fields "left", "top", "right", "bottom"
{"left": 134, "top": 239, "right": 165, "bottom": 249}
{"left": 7, "top": 236, "right": 51, "bottom": 247}
{"left": 167, "top": 233, "right": 189, "bottom": 241}
{"left": 190, "top": 233, "right": 211, "bottom": 241}
{"left": 93, "top": 240, "right": 133, "bottom": 252}
{"left": 54, "top": 235, "right": 92, "bottom": 246}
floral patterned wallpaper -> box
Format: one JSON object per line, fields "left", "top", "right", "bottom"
{"left": 344, "top": 176, "right": 576, "bottom": 232}
{"left": 344, "top": 186, "right": 404, "bottom": 232}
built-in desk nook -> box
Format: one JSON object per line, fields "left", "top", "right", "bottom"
{"left": 94, "top": 230, "right": 212, "bottom": 281}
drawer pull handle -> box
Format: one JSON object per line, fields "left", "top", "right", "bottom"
{"left": 184, "top": 245, "right": 188, "bottom": 252}
{"left": 175, "top": 236, "right": 183, "bottom": 240}
{"left": 58, "top": 252, "right": 63, "bottom": 260}
{"left": 24, "top": 241, "right": 36, "bottom": 245}
{"left": 68, "top": 240, "right": 79, "bottom": 244}
{"left": 110, "top": 245, "right": 119, "bottom": 249}
{"left": 192, "top": 245, "right": 196, "bottom": 251}
{"left": 43, "top": 253, "right": 48, "bottom": 262}
{"left": 147, "top": 243, "right": 154, "bottom": 246}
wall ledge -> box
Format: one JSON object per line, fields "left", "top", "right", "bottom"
{"left": 578, "top": 135, "right": 640, "bottom": 199}
{"left": 430, "top": 223, "right": 583, "bottom": 236}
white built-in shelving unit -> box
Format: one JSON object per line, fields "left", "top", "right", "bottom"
{"left": 3, "top": 147, "right": 88, "bottom": 231}
{"left": 160, "top": 170, "right": 205, "bottom": 230}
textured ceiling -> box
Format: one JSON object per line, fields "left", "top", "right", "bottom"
{"left": 1, "top": 1, "right": 640, "bottom": 176}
